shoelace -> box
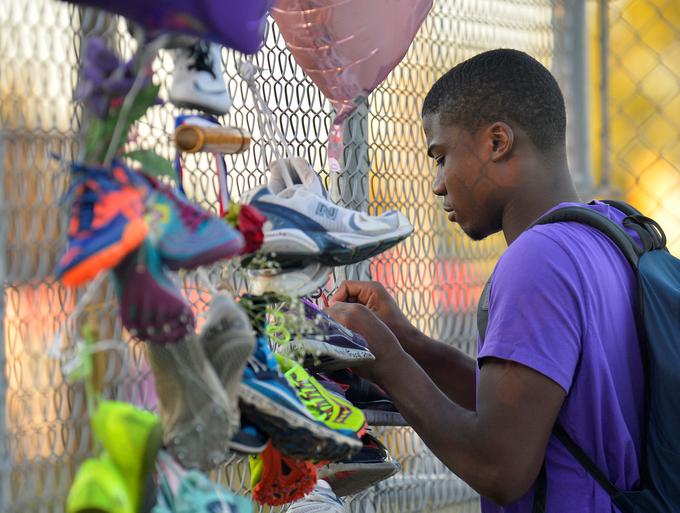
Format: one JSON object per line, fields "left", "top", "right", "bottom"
{"left": 187, "top": 40, "right": 216, "bottom": 79}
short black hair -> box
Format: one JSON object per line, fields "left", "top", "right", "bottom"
{"left": 422, "top": 49, "right": 566, "bottom": 151}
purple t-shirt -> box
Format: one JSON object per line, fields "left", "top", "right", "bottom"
{"left": 478, "top": 202, "right": 644, "bottom": 513}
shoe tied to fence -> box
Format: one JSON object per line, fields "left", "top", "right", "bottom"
{"left": 248, "top": 260, "right": 332, "bottom": 297}
{"left": 243, "top": 157, "right": 413, "bottom": 266}
{"left": 278, "top": 298, "right": 375, "bottom": 372}
{"left": 230, "top": 421, "right": 269, "bottom": 455}
{"left": 249, "top": 441, "right": 318, "bottom": 506}
{"left": 146, "top": 333, "right": 236, "bottom": 471}
{"left": 170, "top": 40, "right": 232, "bottom": 116}
{"left": 275, "top": 354, "right": 366, "bottom": 449}
{"left": 318, "top": 433, "right": 401, "bottom": 497}
{"left": 90, "top": 401, "right": 163, "bottom": 513}
{"left": 286, "top": 479, "right": 347, "bottom": 513}
{"left": 113, "top": 239, "right": 195, "bottom": 344}
{"left": 201, "top": 293, "right": 255, "bottom": 422}
{"left": 239, "top": 334, "right": 360, "bottom": 462}
{"left": 57, "top": 161, "right": 148, "bottom": 287}
{"left": 143, "top": 174, "right": 244, "bottom": 270}
{"left": 172, "top": 470, "right": 252, "bottom": 513}
{"left": 323, "top": 368, "right": 408, "bottom": 426}
{"left": 67, "top": 455, "right": 134, "bottom": 513}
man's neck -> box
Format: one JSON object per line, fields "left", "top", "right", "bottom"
{"left": 501, "top": 180, "right": 580, "bottom": 245}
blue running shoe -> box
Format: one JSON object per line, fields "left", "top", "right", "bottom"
{"left": 113, "top": 239, "right": 195, "bottom": 344}
{"left": 239, "top": 334, "right": 360, "bottom": 462}
{"left": 57, "top": 162, "right": 149, "bottom": 287}
{"left": 242, "top": 157, "right": 412, "bottom": 266}
{"left": 229, "top": 421, "right": 269, "bottom": 455}
{"left": 142, "top": 174, "right": 244, "bottom": 270}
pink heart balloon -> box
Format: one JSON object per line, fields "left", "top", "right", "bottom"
{"left": 272, "top": 0, "right": 432, "bottom": 172}
{"left": 273, "top": 0, "right": 431, "bottom": 121}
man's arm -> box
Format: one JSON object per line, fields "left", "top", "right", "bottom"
{"left": 325, "top": 302, "right": 564, "bottom": 505}
{"left": 395, "top": 324, "right": 477, "bottom": 411}
{"left": 331, "top": 280, "right": 476, "bottom": 410}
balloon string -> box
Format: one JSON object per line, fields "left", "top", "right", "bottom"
{"left": 237, "top": 60, "right": 291, "bottom": 168}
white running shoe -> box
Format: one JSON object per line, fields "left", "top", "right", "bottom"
{"left": 170, "top": 40, "right": 231, "bottom": 116}
{"left": 243, "top": 157, "right": 413, "bottom": 266}
{"left": 286, "top": 480, "right": 347, "bottom": 513}
{"left": 248, "top": 261, "right": 331, "bottom": 296}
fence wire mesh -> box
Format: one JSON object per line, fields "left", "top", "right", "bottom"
{"left": 2, "top": 0, "right": 677, "bottom": 512}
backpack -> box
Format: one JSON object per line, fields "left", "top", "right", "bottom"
{"left": 476, "top": 200, "right": 680, "bottom": 513}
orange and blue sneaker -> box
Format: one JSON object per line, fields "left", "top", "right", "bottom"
{"left": 249, "top": 441, "right": 318, "bottom": 506}
{"left": 142, "top": 175, "right": 244, "bottom": 270}
{"left": 56, "top": 161, "right": 149, "bottom": 287}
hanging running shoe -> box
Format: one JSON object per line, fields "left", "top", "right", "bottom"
{"left": 239, "top": 334, "right": 361, "bottom": 462}
{"left": 146, "top": 333, "right": 235, "bottom": 471}
{"left": 318, "top": 433, "right": 401, "bottom": 497}
{"left": 170, "top": 40, "right": 231, "bottom": 116}
{"left": 201, "top": 293, "right": 254, "bottom": 427}
{"left": 67, "top": 456, "right": 133, "bottom": 513}
{"left": 275, "top": 354, "right": 366, "bottom": 459}
{"left": 248, "top": 261, "right": 332, "bottom": 297}
{"left": 277, "top": 298, "right": 374, "bottom": 372}
{"left": 113, "top": 239, "right": 195, "bottom": 344}
{"left": 243, "top": 157, "right": 413, "bottom": 266}
{"left": 249, "top": 441, "right": 318, "bottom": 506}
{"left": 230, "top": 421, "right": 269, "bottom": 455}
{"left": 286, "top": 479, "right": 347, "bottom": 513}
{"left": 90, "top": 401, "right": 163, "bottom": 513}
{"left": 143, "top": 174, "right": 244, "bottom": 270}
{"left": 56, "top": 162, "right": 149, "bottom": 287}
{"left": 154, "top": 451, "right": 253, "bottom": 513}
{"left": 322, "top": 369, "right": 408, "bottom": 426}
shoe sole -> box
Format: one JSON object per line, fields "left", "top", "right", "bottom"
{"left": 239, "top": 384, "right": 361, "bottom": 462}
{"left": 169, "top": 98, "right": 229, "bottom": 117}
{"left": 362, "top": 409, "right": 408, "bottom": 426}
{"left": 60, "top": 218, "right": 147, "bottom": 287}
{"left": 162, "top": 237, "right": 244, "bottom": 270}
{"left": 280, "top": 339, "right": 375, "bottom": 372}
{"left": 260, "top": 225, "right": 413, "bottom": 266}
{"left": 319, "top": 460, "right": 401, "bottom": 496}
{"left": 229, "top": 438, "right": 269, "bottom": 455}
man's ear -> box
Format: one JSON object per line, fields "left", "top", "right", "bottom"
{"left": 488, "top": 122, "right": 514, "bottom": 162}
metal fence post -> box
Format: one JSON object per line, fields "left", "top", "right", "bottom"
{"left": 0, "top": 120, "right": 9, "bottom": 513}
{"left": 552, "top": 0, "right": 593, "bottom": 195}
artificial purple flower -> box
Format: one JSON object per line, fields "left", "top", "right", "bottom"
{"left": 75, "top": 37, "right": 154, "bottom": 119}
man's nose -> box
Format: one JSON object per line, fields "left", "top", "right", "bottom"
{"left": 433, "top": 167, "right": 446, "bottom": 196}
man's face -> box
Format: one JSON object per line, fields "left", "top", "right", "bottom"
{"left": 423, "top": 113, "right": 505, "bottom": 240}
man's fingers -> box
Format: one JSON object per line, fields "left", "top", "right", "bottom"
{"left": 330, "top": 280, "right": 381, "bottom": 306}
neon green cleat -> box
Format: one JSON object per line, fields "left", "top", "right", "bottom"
{"left": 91, "top": 401, "right": 163, "bottom": 513}
{"left": 66, "top": 456, "right": 133, "bottom": 513}
{"left": 275, "top": 354, "right": 367, "bottom": 442}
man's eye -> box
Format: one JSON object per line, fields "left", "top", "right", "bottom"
{"left": 435, "top": 156, "right": 446, "bottom": 168}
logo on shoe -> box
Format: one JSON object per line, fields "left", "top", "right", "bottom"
{"left": 315, "top": 204, "right": 338, "bottom": 220}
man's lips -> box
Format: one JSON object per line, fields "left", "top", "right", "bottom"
{"left": 443, "top": 206, "right": 456, "bottom": 221}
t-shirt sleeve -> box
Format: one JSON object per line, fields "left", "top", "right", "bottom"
{"left": 478, "top": 228, "right": 586, "bottom": 393}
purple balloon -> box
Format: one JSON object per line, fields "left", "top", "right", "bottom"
{"left": 63, "top": 0, "right": 275, "bottom": 54}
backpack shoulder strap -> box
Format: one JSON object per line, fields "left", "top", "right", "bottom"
{"left": 532, "top": 206, "right": 641, "bottom": 268}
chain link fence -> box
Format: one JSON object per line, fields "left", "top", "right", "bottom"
{"left": 2, "top": 0, "right": 677, "bottom": 512}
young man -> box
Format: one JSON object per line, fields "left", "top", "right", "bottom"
{"left": 326, "top": 49, "right": 643, "bottom": 512}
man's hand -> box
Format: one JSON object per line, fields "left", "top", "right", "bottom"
{"left": 331, "top": 280, "right": 417, "bottom": 343}
{"left": 324, "top": 301, "right": 408, "bottom": 384}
